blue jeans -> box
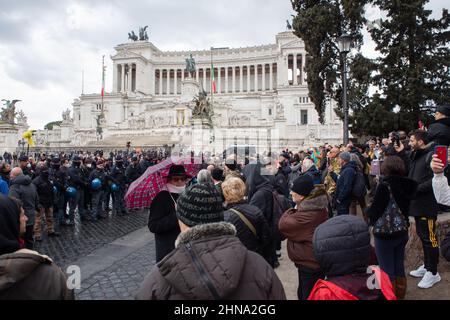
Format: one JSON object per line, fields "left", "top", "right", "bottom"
{"left": 374, "top": 233, "right": 408, "bottom": 280}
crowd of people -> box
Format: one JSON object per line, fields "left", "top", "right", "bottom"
{"left": 0, "top": 104, "right": 450, "bottom": 300}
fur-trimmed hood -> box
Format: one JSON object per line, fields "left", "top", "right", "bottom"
{"left": 175, "top": 222, "right": 236, "bottom": 247}
{"left": 297, "top": 186, "right": 329, "bottom": 212}
{"left": 154, "top": 222, "right": 250, "bottom": 299}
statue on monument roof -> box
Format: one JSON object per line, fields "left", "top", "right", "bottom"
{"left": 286, "top": 19, "right": 293, "bottom": 30}
{"left": 128, "top": 31, "right": 138, "bottom": 41}
{"left": 139, "top": 26, "right": 149, "bottom": 41}
{"left": 185, "top": 54, "right": 196, "bottom": 78}
{"left": 1, "top": 99, "right": 20, "bottom": 125}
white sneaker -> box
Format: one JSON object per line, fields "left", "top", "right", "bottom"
{"left": 410, "top": 265, "right": 427, "bottom": 278}
{"left": 418, "top": 272, "right": 441, "bottom": 289}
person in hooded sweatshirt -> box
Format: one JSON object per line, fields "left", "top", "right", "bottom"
{"left": 136, "top": 183, "right": 286, "bottom": 300}
{"left": 148, "top": 165, "right": 190, "bottom": 262}
{"left": 279, "top": 175, "right": 329, "bottom": 300}
{"left": 308, "top": 215, "right": 396, "bottom": 300}
{"left": 242, "top": 163, "right": 277, "bottom": 267}
{"left": 8, "top": 167, "right": 39, "bottom": 250}
{"left": 0, "top": 195, "right": 73, "bottom": 300}
{"left": 365, "top": 155, "right": 417, "bottom": 299}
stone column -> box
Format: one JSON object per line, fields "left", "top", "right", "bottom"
{"left": 262, "top": 64, "right": 266, "bottom": 91}
{"left": 195, "top": 68, "right": 199, "bottom": 81}
{"left": 225, "top": 67, "right": 229, "bottom": 93}
{"left": 174, "top": 69, "right": 178, "bottom": 95}
{"left": 203, "top": 68, "right": 206, "bottom": 91}
{"left": 217, "top": 67, "right": 221, "bottom": 94}
{"left": 128, "top": 64, "right": 133, "bottom": 92}
{"left": 254, "top": 65, "right": 258, "bottom": 92}
{"left": 181, "top": 68, "right": 185, "bottom": 81}
{"left": 122, "top": 64, "right": 126, "bottom": 93}
{"left": 232, "top": 66, "right": 236, "bottom": 93}
{"left": 269, "top": 63, "right": 273, "bottom": 91}
{"left": 239, "top": 66, "right": 243, "bottom": 93}
{"left": 159, "top": 69, "right": 163, "bottom": 95}
{"left": 166, "top": 69, "right": 171, "bottom": 95}
{"left": 302, "top": 54, "right": 306, "bottom": 85}
{"left": 247, "top": 65, "right": 251, "bottom": 92}
{"left": 293, "top": 54, "right": 298, "bottom": 86}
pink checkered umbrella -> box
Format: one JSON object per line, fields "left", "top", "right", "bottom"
{"left": 125, "top": 156, "right": 202, "bottom": 210}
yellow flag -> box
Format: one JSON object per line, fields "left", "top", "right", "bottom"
{"left": 22, "top": 130, "right": 35, "bottom": 147}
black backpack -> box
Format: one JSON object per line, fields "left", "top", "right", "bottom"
{"left": 352, "top": 169, "right": 367, "bottom": 199}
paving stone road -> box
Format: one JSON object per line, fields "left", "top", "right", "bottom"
{"left": 33, "top": 210, "right": 157, "bottom": 300}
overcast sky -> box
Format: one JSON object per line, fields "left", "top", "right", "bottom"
{"left": 0, "top": 0, "right": 447, "bottom": 130}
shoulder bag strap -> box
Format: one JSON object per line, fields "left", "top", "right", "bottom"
{"left": 229, "top": 208, "right": 257, "bottom": 237}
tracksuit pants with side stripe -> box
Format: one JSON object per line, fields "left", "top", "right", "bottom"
{"left": 415, "top": 217, "right": 439, "bottom": 275}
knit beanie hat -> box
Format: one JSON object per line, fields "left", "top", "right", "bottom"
{"left": 176, "top": 183, "right": 224, "bottom": 227}
{"left": 291, "top": 175, "right": 314, "bottom": 197}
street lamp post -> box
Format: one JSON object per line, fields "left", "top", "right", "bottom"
{"left": 337, "top": 34, "right": 352, "bottom": 145}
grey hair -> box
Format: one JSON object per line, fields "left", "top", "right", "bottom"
{"left": 349, "top": 153, "right": 363, "bottom": 170}
{"left": 197, "top": 169, "right": 213, "bottom": 184}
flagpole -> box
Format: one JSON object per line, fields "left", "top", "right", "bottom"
{"left": 101, "top": 55, "right": 105, "bottom": 115}
{"left": 82, "top": 69, "right": 84, "bottom": 95}
{"left": 210, "top": 47, "right": 214, "bottom": 108}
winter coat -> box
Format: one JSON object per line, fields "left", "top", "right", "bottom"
{"left": 335, "top": 161, "right": 357, "bottom": 205}
{"left": 242, "top": 164, "right": 274, "bottom": 223}
{"left": 441, "top": 231, "right": 450, "bottom": 262}
{"left": 0, "top": 172, "right": 10, "bottom": 186}
{"left": 428, "top": 117, "right": 450, "bottom": 146}
{"left": 0, "top": 177, "right": 8, "bottom": 196}
{"left": 302, "top": 165, "right": 323, "bottom": 185}
{"left": 49, "top": 168, "right": 67, "bottom": 194}
{"left": 89, "top": 168, "right": 108, "bottom": 190}
{"left": 32, "top": 176, "right": 54, "bottom": 209}
{"left": 365, "top": 175, "right": 418, "bottom": 233}
{"left": 279, "top": 187, "right": 329, "bottom": 270}
{"left": 136, "top": 222, "right": 286, "bottom": 300}
{"left": 139, "top": 159, "right": 153, "bottom": 175}
{"left": 148, "top": 190, "right": 181, "bottom": 262}
{"left": 125, "top": 164, "right": 141, "bottom": 183}
{"left": 0, "top": 249, "right": 73, "bottom": 300}
{"left": 309, "top": 215, "right": 395, "bottom": 300}
{"left": 110, "top": 165, "right": 128, "bottom": 188}
{"left": 223, "top": 202, "right": 272, "bottom": 262}
{"left": 67, "top": 165, "right": 88, "bottom": 189}
{"left": 408, "top": 145, "right": 439, "bottom": 217}
{"left": 9, "top": 175, "right": 39, "bottom": 226}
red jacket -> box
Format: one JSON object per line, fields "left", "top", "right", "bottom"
{"left": 308, "top": 266, "right": 396, "bottom": 300}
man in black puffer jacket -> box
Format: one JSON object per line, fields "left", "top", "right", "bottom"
{"left": 408, "top": 130, "right": 441, "bottom": 289}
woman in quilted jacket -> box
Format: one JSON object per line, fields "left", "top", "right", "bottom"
{"left": 365, "top": 155, "right": 417, "bottom": 299}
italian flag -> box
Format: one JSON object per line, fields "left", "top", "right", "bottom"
{"left": 211, "top": 63, "right": 217, "bottom": 93}
{"left": 101, "top": 65, "right": 106, "bottom": 97}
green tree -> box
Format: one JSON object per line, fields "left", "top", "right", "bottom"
{"left": 368, "top": 0, "right": 450, "bottom": 131}
{"left": 291, "top": 0, "right": 368, "bottom": 123}
{"left": 44, "top": 121, "right": 62, "bottom": 130}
